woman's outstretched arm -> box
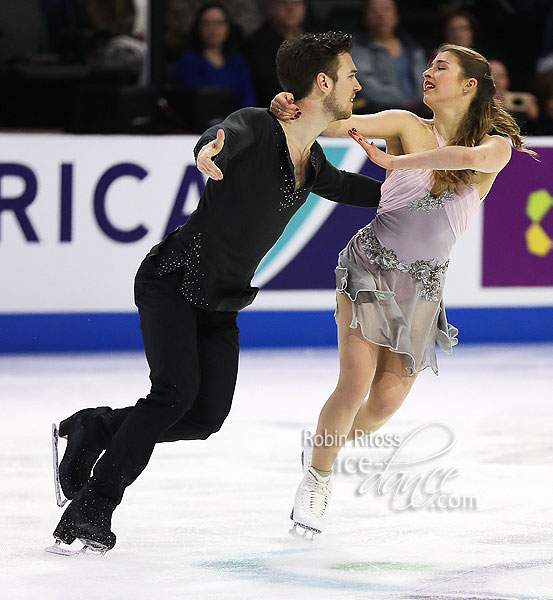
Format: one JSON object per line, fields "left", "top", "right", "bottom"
{"left": 350, "top": 130, "right": 512, "bottom": 174}
{"left": 269, "top": 92, "right": 420, "bottom": 139}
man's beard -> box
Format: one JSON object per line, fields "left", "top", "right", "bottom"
{"left": 323, "top": 89, "right": 352, "bottom": 121}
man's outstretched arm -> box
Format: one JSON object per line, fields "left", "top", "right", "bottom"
{"left": 194, "top": 108, "right": 257, "bottom": 179}
{"left": 311, "top": 153, "right": 382, "bottom": 208}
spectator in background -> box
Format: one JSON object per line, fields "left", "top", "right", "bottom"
{"left": 85, "top": 0, "right": 135, "bottom": 37}
{"left": 245, "top": 0, "right": 306, "bottom": 108}
{"left": 0, "top": 0, "right": 47, "bottom": 63}
{"left": 166, "top": 0, "right": 261, "bottom": 59}
{"left": 439, "top": 9, "right": 500, "bottom": 62}
{"left": 78, "top": 0, "right": 146, "bottom": 72}
{"left": 536, "top": 0, "right": 553, "bottom": 74}
{"left": 533, "top": 69, "right": 553, "bottom": 135}
{"left": 351, "top": 0, "right": 427, "bottom": 115}
{"left": 132, "top": 0, "right": 147, "bottom": 39}
{"left": 443, "top": 10, "right": 476, "bottom": 48}
{"left": 40, "top": 0, "right": 69, "bottom": 54}
{"left": 537, "top": 54, "right": 553, "bottom": 75}
{"left": 175, "top": 3, "right": 256, "bottom": 108}
{"left": 490, "top": 59, "right": 538, "bottom": 133}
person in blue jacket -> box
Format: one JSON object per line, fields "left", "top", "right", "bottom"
{"left": 176, "top": 2, "right": 256, "bottom": 108}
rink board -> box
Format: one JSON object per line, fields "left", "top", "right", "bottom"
{"left": 1, "top": 134, "right": 552, "bottom": 352}
{"left": 2, "top": 307, "right": 553, "bottom": 352}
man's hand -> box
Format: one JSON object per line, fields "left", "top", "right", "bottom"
{"left": 196, "top": 129, "right": 225, "bottom": 180}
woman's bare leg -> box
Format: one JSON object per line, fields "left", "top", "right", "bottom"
{"left": 310, "top": 293, "right": 379, "bottom": 472}
{"left": 347, "top": 348, "right": 418, "bottom": 442}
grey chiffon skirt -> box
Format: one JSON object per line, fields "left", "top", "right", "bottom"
{"left": 335, "top": 232, "right": 458, "bottom": 376}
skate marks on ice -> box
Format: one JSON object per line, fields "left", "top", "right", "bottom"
{"left": 406, "top": 556, "right": 553, "bottom": 600}
{"left": 199, "top": 548, "right": 402, "bottom": 594}
{"left": 2, "top": 347, "right": 553, "bottom": 599}
{"left": 198, "top": 548, "right": 553, "bottom": 599}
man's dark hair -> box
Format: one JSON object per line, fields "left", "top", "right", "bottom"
{"left": 276, "top": 32, "right": 353, "bottom": 101}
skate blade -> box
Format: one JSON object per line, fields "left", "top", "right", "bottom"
{"left": 289, "top": 522, "right": 320, "bottom": 541}
{"left": 78, "top": 538, "right": 110, "bottom": 555}
{"left": 288, "top": 510, "right": 321, "bottom": 540}
{"left": 45, "top": 540, "right": 89, "bottom": 556}
{"left": 51, "top": 423, "right": 68, "bottom": 508}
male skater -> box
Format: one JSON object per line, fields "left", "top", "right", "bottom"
{"left": 49, "top": 31, "right": 382, "bottom": 553}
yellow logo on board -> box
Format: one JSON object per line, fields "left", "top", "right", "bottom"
{"left": 525, "top": 189, "right": 553, "bottom": 257}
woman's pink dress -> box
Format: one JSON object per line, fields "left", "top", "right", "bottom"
{"left": 336, "top": 127, "right": 482, "bottom": 375}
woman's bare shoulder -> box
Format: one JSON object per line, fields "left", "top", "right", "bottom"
{"left": 480, "top": 133, "right": 512, "bottom": 148}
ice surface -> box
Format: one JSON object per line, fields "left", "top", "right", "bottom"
{"left": 1, "top": 344, "right": 553, "bottom": 600}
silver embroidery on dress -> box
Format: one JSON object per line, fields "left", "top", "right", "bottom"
{"left": 408, "top": 189, "right": 454, "bottom": 212}
{"left": 358, "top": 225, "right": 448, "bottom": 302}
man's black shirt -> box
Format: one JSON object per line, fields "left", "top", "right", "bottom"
{"left": 148, "top": 108, "right": 382, "bottom": 312}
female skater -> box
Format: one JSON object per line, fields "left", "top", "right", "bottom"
{"left": 271, "top": 44, "right": 536, "bottom": 536}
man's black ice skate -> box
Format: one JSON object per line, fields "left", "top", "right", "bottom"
{"left": 46, "top": 486, "right": 117, "bottom": 556}
{"left": 56, "top": 408, "right": 106, "bottom": 502}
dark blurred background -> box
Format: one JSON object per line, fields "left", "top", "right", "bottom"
{"left": 0, "top": 0, "right": 552, "bottom": 134}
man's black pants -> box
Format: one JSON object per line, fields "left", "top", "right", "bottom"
{"left": 88, "top": 257, "right": 240, "bottom": 504}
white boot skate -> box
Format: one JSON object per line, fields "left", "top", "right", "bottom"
{"left": 301, "top": 442, "right": 313, "bottom": 475}
{"left": 290, "top": 467, "right": 332, "bottom": 539}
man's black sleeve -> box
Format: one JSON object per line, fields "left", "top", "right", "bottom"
{"left": 311, "top": 153, "right": 382, "bottom": 208}
{"left": 193, "top": 108, "right": 258, "bottom": 171}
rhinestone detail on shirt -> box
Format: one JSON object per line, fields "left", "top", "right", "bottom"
{"left": 154, "top": 233, "right": 208, "bottom": 309}
{"left": 277, "top": 147, "right": 317, "bottom": 212}
{"left": 278, "top": 163, "right": 303, "bottom": 211}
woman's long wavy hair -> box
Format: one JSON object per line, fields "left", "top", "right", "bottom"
{"left": 432, "top": 44, "right": 537, "bottom": 194}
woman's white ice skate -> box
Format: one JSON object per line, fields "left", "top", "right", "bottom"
{"left": 301, "top": 442, "right": 313, "bottom": 474}
{"left": 289, "top": 467, "right": 332, "bottom": 540}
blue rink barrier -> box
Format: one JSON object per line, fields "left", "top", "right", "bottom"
{"left": 0, "top": 306, "right": 552, "bottom": 353}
